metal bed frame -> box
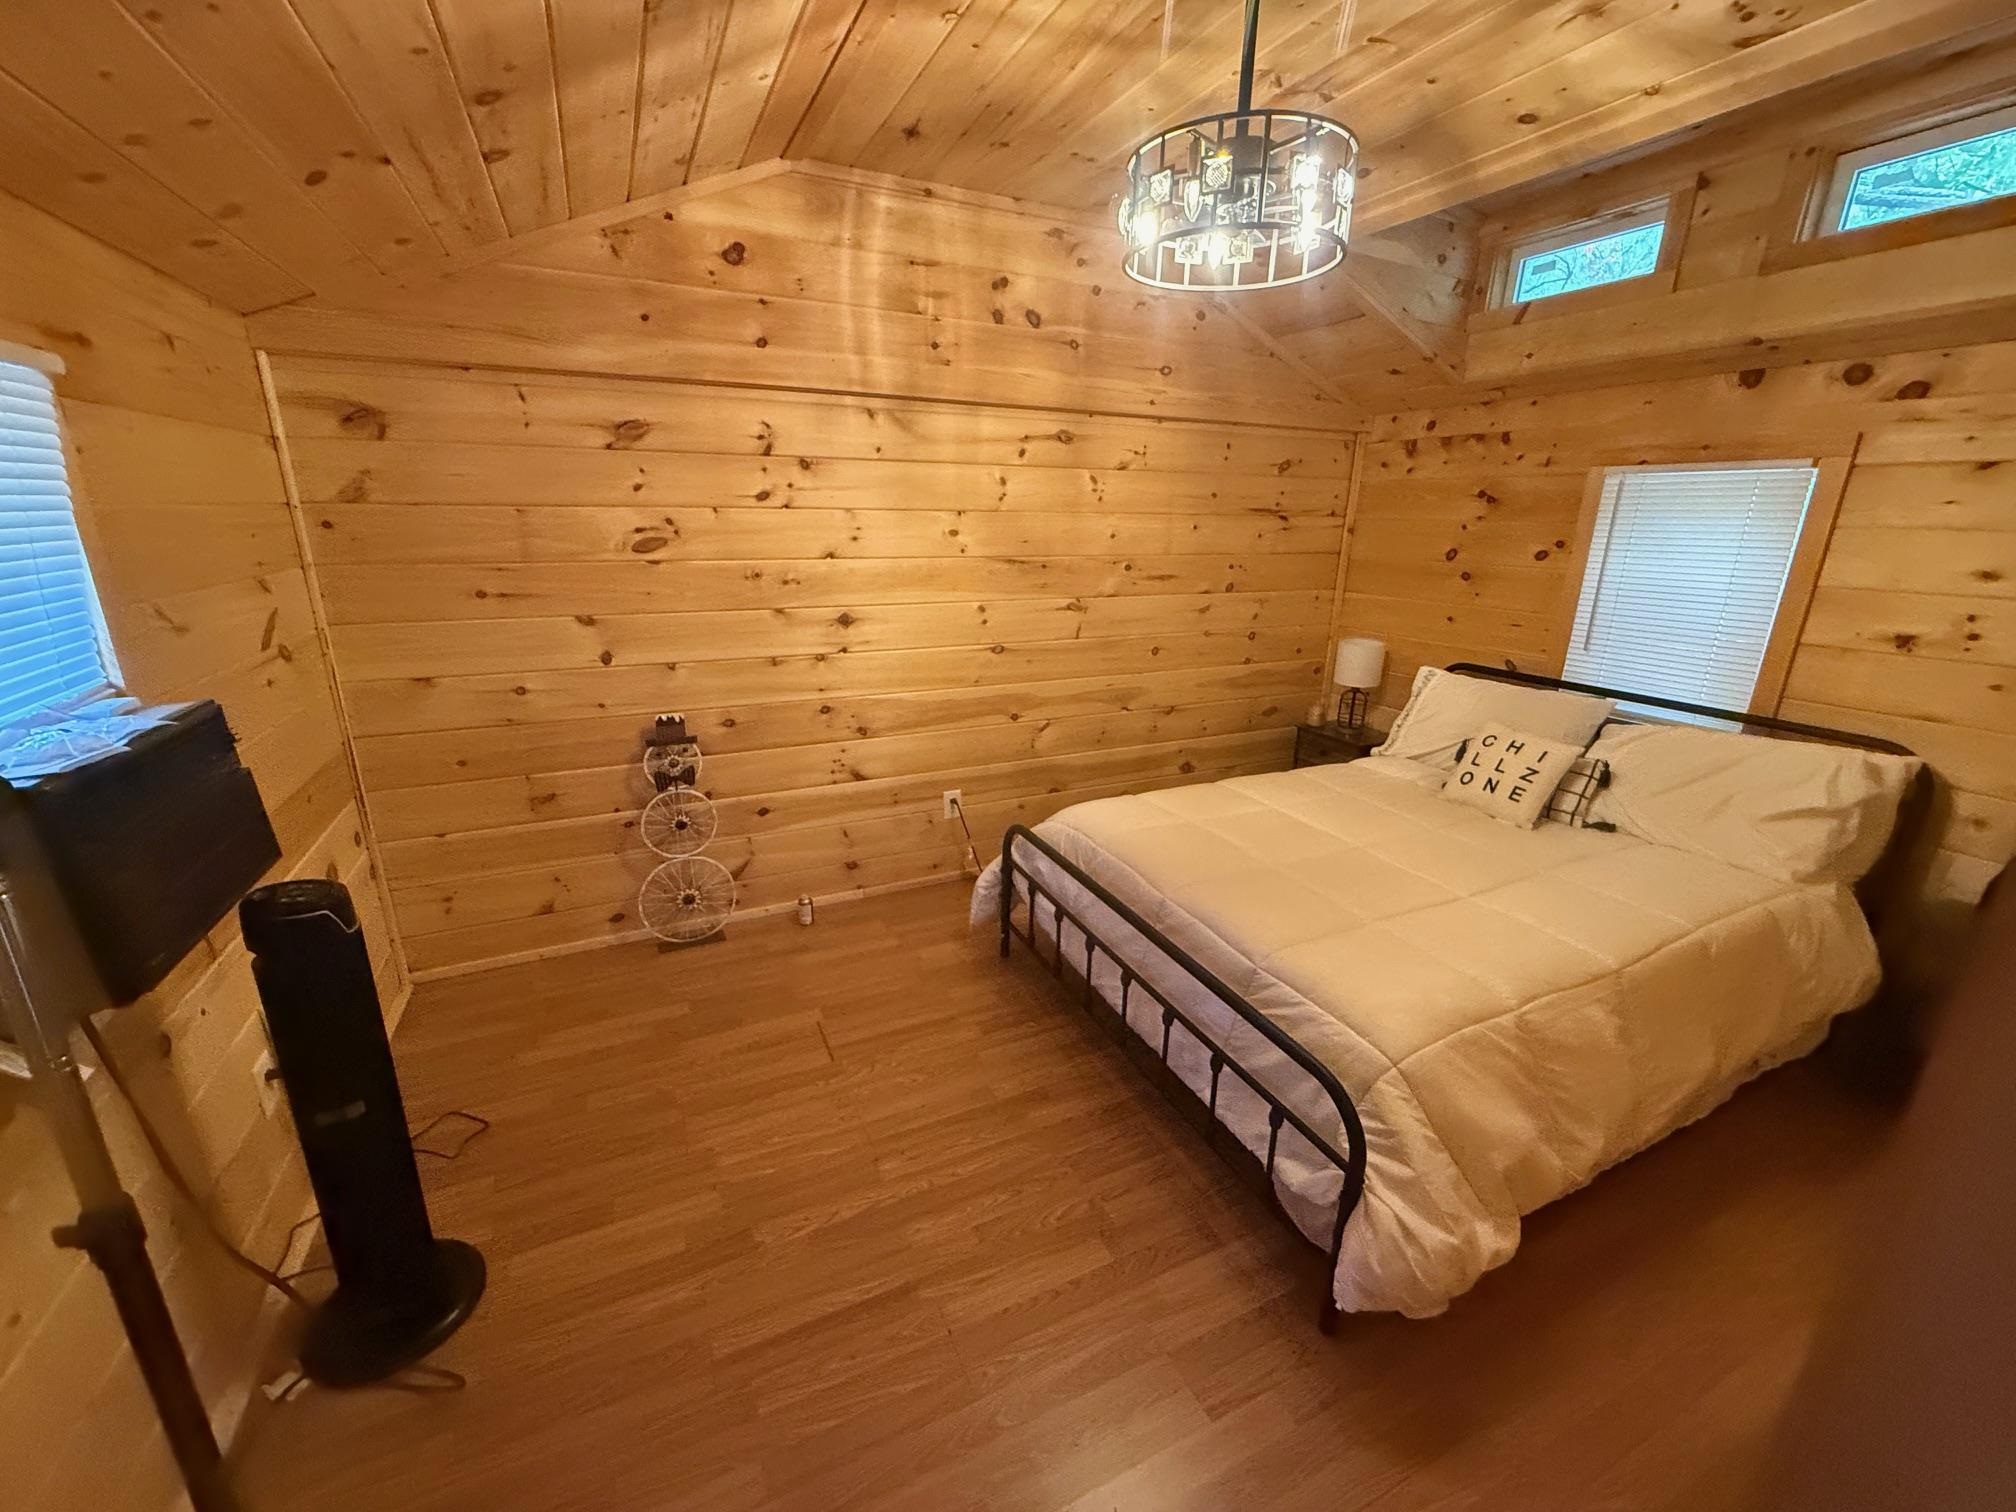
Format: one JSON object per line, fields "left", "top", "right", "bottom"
{"left": 996, "top": 664, "right": 1935, "bottom": 1333}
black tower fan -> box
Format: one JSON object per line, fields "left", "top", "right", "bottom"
{"left": 240, "top": 879, "right": 485, "bottom": 1385}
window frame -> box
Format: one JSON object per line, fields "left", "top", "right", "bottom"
{"left": 1486, "top": 197, "right": 1675, "bottom": 311}
{"left": 1766, "top": 91, "right": 2016, "bottom": 275}
{"left": 0, "top": 343, "right": 125, "bottom": 742}
{"left": 1477, "top": 192, "right": 1687, "bottom": 324}
{"left": 1816, "top": 100, "right": 2016, "bottom": 238}
{"left": 1548, "top": 456, "right": 1851, "bottom": 718}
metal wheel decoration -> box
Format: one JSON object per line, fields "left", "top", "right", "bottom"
{"left": 643, "top": 740, "right": 703, "bottom": 790}
{"left": 641, "top": 787, "right": 718, "bottom": 858}
{"left": 638, "top": 855, "right": 736, "bottom": 944}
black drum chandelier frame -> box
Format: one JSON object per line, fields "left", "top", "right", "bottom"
{"left": 1120, "top": 0, "right": 1360, "bottom": 292}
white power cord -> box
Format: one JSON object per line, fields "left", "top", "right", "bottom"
{"left": 948, "top": 794, "right": 984, "bottom": 877}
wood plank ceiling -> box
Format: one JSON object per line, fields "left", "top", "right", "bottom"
{"left": 0, "top": 0, "right": 2010, "bottom": 317}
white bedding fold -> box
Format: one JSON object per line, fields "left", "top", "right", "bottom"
{"left": 972, "top": 756, "right": 1880, "bottom": 1317}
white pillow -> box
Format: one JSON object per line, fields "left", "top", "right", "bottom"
{"left": 1440, "top": 724, "right": 1579, "bottom": 828}
{"left": 1376, "top": 667, "right": 1615, "bottom": 772}
{"left": 1587, "top": 722, "right": 1923, "bottom": 885}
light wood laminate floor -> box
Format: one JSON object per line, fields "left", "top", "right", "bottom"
{"left": 235, "top": 882, "right": 1887, "bottom": 1511}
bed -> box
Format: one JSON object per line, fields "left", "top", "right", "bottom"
{"left": 973, "top": 666, "right": 1932, "bottom": 1327}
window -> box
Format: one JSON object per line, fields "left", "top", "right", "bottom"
{"left": 1564, "top": 463, "right": 1820, "bottom": 715}
{"left": 1822, "top": 103, "right": 2016, "bottom": 234}
{"left": 0, "top": 356, "right": 117, "bottom": 736}
{"left": 1503, "top": 204, "right": 1667, "bottom": 305}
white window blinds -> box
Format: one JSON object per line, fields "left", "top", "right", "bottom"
{"left": 0, "top": 359, "right": 116, "bottom": 732}
{"left": 1563, "top": 462, "right": 1819, "bottom": 713}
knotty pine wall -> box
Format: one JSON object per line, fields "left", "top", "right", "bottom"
{"left": 1258, "top": 37, "right": 2016, "bottom": 412}
{"left": 1343, "top": 342, "right": 2016, "bottom": 966}
{"left": 0, "top": 190, "right": 400, "bottom": 1507}
{"left": 255, "top": 165, "right": 1353, "bottom": 430}
{"left": 1321, "top": 66, "right": 2016, "bottom": 970}
{"left": 268, "top": 359, "right": 1348, "bottom": 975}
{"left": 249, "top": 166, "right": 1356, "bottom": 978}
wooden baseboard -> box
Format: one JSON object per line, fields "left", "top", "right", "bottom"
{"left": 406, "top": 872, "right": 971, "bottom": 985}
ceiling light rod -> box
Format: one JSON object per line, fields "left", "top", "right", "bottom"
{"left": 1235, "top": 0, "right": 1260, "bottom": 115}
{"left": 1120, "top": 0, "right": 1360, "bottom": 292}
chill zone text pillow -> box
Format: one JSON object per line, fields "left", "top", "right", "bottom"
{"left": 1441, "top": 724, "right": 1579, "bottom": 828}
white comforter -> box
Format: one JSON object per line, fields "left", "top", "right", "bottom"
{"left": 970, "top": 756, "right": 1879, "bottom": 1317}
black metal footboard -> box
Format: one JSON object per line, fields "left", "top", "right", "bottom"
{"left": 996, "top": 823, "right": 1368, "bottom": 1333}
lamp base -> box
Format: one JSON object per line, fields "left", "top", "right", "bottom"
{"left": 299, "top": 1239, "right": 486, "bottom": 1387}
{"left": 1334, "top": 688, "right": 1372, "bottom": 728}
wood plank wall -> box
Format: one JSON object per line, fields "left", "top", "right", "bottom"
{"left": 1454, "top": 38, "right": 2016, "bottom": 394}
{"left": 252, "top": 166, "right": 1353, "bottom": 430}
{"left": 0, "top": 189, "right": 399, "bottom": 1508}
{"left": 1255, "top": 35, "right": 2016, "bottom": 413}
{"left": 247, "top": 167, "right": 1356, "bottom": 978}
{"left": 267, "top": 358, "right": 1349, "bottom": 976}
{"left": 1344, "top": 342, "right": 2016, "bottom": 968}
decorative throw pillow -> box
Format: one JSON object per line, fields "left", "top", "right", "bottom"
{"left": 1451, "top": 741, "right": 1610, "bottom": 827}
{"left": 1440, "top": 723, "right": 1581, "bottom": 828}
{"left": 1544, "top": 754, "right": 1611, "bottom": 828}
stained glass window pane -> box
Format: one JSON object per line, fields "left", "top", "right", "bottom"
{"left": 1838, "top": 124, "right": 2016, "bottom": 231}
{"left": 1511, "top": 221, "right": 1664, "bottom": 304}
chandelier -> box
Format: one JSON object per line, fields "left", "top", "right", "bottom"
{"left": 1119, "top": 0, "right": 1360, "bottom": 292}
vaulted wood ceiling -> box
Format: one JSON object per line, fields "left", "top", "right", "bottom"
{"left": 0, "top": 0, "right": 2010, "bottom": 319}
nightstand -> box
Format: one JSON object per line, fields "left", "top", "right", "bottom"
{"left": 1293, "top": 723, "right": 1381, "bottom": 768}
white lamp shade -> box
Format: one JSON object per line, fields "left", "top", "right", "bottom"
{"left": 1331, "top": 637, "right": 1386, "bottom": 689}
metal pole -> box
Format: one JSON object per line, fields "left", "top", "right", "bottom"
{"left": 1236, "top": 0, "right": 1262, "bottom": 114}
{"left": 0, "top": 804, "right": 243, "bottom": 1512}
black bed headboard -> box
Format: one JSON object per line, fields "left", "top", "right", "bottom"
{"left": 1442, "top": 663, "right": 1937, "bottom": 938}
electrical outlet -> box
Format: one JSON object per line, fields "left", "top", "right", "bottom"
{"left": 253, "top": 1050, "right": 284, "bottom": 1118}
{"left": 942, "top": 788, "right": 963, "bottom": 820}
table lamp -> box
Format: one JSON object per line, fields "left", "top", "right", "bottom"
{"left": 1331, "top": 637, "right": 1385, "bottom": 730}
